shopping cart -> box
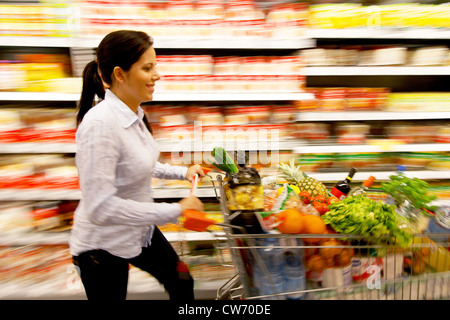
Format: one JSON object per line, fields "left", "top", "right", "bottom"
{"left": 183, "top": 174, "right": 450, "bottom": 300}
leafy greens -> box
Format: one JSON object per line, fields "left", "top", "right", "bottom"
{"left": 322, "top": 195, "right": 413, "bottom": 247}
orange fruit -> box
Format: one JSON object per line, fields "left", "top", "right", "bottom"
{"left": 334, "top": 248, "right": 353, "bottom": 267}
{"left": 306, "top": 254, "right": 326, "bottom": 272}
{"left": 276, "top": 208, "right": 304, "bottom": 234}
{"left": 302, "top": 214, "right": 327, "bottom": 243}
{"left": 304, "top": 246, "right": 318, "bottom": 259}
{"left": 319, "top": 239, "right": 343, "bottom": 259}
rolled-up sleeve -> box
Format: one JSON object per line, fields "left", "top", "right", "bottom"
{"left": 76, "top": 120, "right": 181, "bottom": 227}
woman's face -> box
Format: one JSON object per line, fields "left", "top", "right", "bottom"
{"left": 121, "top": 46, "right": 160, "bottom": 105}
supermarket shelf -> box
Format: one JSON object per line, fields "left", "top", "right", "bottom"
{"left": 153, "top": 187, "right": 217, "bottom": 199}
{"left": 308, "top": 170, "right": 450, "bottom": 182}
{"left": 1, "top": 170, "right": 449, "bottom": 201}
{"left": 152, "top": 92, "right": 314, "bottom": 101}
{"left": 304, "top": 66, "right": 450, "bottom": 76}
{"left": 0, "top": 187, "right": 217, "bottom": 201}
{"left": 0, "top": 189, "right": 82, "bottom": 201}
{"left": 2, "top": 141, "right": 449, "bottom": 154}
{"left": 293, "top": 143, "right": 450, "bottom": 154}
{"left": 0, "top": 230, "right": 225, "bottom": 246}
{"left": 0, "top": 140, "right": 298, "bottom": 153}
{"left": 153, "top": 37, "right": 316, "bottom": 49}
{"left": 296, "top": 111, "right": 450, "bottom": 121}
{"left": 0, "top": 269, "right": 228, "bottom": 300}
{"left": 0, "top": 91, "right": 314, "bottom": 102}
{"left": 0, "top": 91, "right": 80, "bottom": 102}
{"left": 307, "top": 28, "right": 450, "bottom": 39}
{"left": 0, "top": 36, "right": 74, "bottom": 48}
{"left": 157, "top": 140, "right": 302, "bottom": 153}
{"left": 0, "top": 142, "right": 77, "bottom": 154}
{"left": 0, "top": 36, "right": 316, "bottom": 49}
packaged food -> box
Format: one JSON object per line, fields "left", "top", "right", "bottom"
{"left": 224, "top": 166, "right": 264, "bottom": 211}
{"left": 319, "top": 88, "right": 347, "bottom": 111}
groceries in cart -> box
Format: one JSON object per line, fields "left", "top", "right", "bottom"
{"left": 183, "top": 151, "right": 449, "bottom": 300}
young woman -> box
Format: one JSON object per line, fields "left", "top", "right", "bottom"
{"left": 70, "top": 30, "right": 205, "bottom": 301}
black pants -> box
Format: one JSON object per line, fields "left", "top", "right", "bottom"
{"left": 72, "top": 227, "right": 194, "bottom": 301}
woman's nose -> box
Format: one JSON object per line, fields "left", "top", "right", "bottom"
{"left": 152, "top": 70, "right": 161, "bottom": 81}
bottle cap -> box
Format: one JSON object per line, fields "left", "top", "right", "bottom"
{"left": 363, "top": 176, "right": 376, "bottom": 188}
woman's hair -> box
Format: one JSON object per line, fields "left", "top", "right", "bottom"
{"left": 76, "top": 30, "right": 154, "bottom": 132}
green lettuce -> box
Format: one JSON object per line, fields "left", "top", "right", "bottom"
{"left": 322, "top": 195, "right": 413, "bottom": 247}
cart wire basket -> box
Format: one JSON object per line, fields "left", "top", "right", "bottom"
{"left": 208, "top": 175, "right": 450, "bottom": 301}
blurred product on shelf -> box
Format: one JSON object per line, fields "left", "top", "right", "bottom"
{"left": 386, "top": 93, "right": 450, "bottom": 112}
{"left": 157, "top": 74, "right": 304, "bottom": 93}
{"left": 0, "top": 53, "right": 80, "bottom": 93}
{"left": 0, "top": 1, "right": 75, "bottom": 37}
{"left": 0, "top": 200, "right": 76, "bottom": 233}
{"left": 296, "top": 87, "right": 390, "bottom": 111}
{"left": 336, "top": 122, "right": 370, "bottom": 144}
{"left": 0, "top": 154, "right": 79, "bottom": 190}
{"left": 0, "top": 108, "right": 76, "bottom": 143}
{"left": 0, "top": 245, "right": 72, "bottom": 288}
{"left": 308, "top": 3, "right": 450, "bottom": 29}
{"left": 78, "top": 0, "right": 308, "bottom": 39}
{"left": 144, "top": 103, "right": 299, "bottom": 143}
{"left": 282, "top": 152, "right": 450, "bottom": 174}
{"left": 299, "top": 46, "right": 450, "bottom": 67}
{"left": 385, "top": 122, "right": 450, "bottom": 143}
{"left": 3, "top": 1, "right": 450, "bottom": 41}
{"left": 157, "top": 55, "right": 214, "bottom": 75}
{"left": 410, "top": 46, "right": 450, "bottom": 66}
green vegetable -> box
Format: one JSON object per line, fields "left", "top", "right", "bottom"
{"left": 210, "top": 147, "right": 239, "bottom": 174}
{"left": 381, "top": 172, "right": 438, "bottom": 215}
{"left": 322, "top": 195, "right": 413, "bottom": 247}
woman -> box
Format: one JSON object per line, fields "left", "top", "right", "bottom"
{"left": 70, "top": 30, "right": 205, "bottom": 301}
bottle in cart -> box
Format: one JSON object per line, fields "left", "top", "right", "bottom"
{"left": 348, "top": 176, "right": 376, "bottom": 197}
{"left": 281, "top": 238, "right": 306, "bottom": 300}
{"left": 330, "top": 167, "right": 358, "bottom": 200}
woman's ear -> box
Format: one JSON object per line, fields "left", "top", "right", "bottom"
{"left": 113, "top": 66, "right": 126, "bottom": 84}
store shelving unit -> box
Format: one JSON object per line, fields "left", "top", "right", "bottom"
{"left": 306, "top": 28, "right": 450, "bottom": 39}
{"left": 296, "top": 111, "right": 450, "bottom": 121}
{"left": 304, "top": 66, "right": 450, "bottom": 76}
{"left": 0, "top": 91, "right": 314, "bottom": 102}
{"left": 0, "top": 36, "right": 316, "bottom": 50}
{"left": 0, "top": 26, "right": 316, "bottom": 299}
{"left": 2, "top": 8, "right": 450, "bottom": 299}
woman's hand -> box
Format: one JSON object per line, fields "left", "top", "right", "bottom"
{"left": 179, "top": 195, "right": 204, "bottom": 213}
{"left": 186, "top": 164, "right": 206, "bottom": 182}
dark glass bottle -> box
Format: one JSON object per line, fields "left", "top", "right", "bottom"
{"left": 330, "top": 167, "right": 357, "bottom": 200}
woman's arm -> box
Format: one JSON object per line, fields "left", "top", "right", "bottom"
{"left": 152, "top": 161, "right": 188, "bottom": 180}
{"left": 76, "top": 120, "right": 181, "bottom": 227}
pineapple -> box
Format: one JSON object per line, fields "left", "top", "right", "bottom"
{"left": 278, "top": 159, "right": 328, "bottom": 198}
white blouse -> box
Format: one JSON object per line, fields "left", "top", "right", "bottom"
{"left": 69, "top": 89, "right": 187, "bottom": 259}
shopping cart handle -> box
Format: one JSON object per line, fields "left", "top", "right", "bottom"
{"left": 202, "top": 167, "right": 212, "bottom": 174}
{"left": 182, "top": 209, "right": 216, "bottom": 232}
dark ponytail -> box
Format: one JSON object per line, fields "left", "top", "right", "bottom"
{"left": 76, "top": 60, "right": 105, "bottom": 126}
